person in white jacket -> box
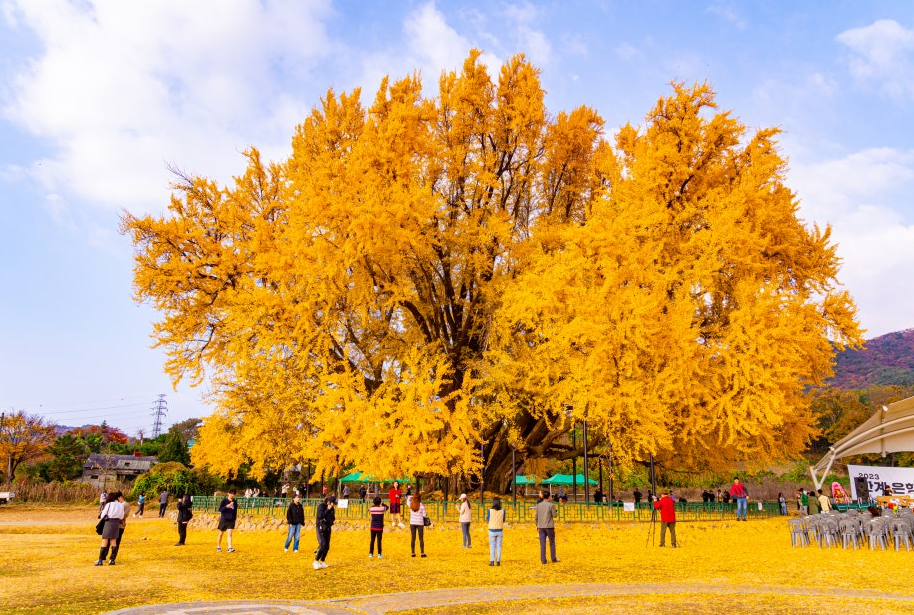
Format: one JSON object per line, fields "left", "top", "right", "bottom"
{"left": 457, "top": 493, "right": 472, "bottom": 548}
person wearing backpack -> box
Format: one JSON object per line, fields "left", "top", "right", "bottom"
{"left": 175, "top": 494, "right": 192, "bottom": 546}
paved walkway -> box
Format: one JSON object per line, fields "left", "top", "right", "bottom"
{"left": 102, "top": 583, "right": 914, "bottom": 615}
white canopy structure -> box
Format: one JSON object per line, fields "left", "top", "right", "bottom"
{"left": 810, "top": 395, "right": 914, "bottom": 490}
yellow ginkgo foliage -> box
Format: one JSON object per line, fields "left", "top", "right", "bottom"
{"left": 485, "top": 82, "right": 863, "bottom": 472}
{"left": 122, "top": 52, "right": 861, "bottom": 486}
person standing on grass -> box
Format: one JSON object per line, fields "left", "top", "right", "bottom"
{"left": 109, "top": 492, "right": 131, "bottom": 564}
{"left": 389, "top": 481, "right": 404, "bottom": 528}
{"left": 730, "top": 478, "right": 748, "bottom": 521}
{"left": 535, "top": 490, "right": 559, "bottom": 564}
{"left": 778, "top": 492, "right": 788, "bottom": 515}
{"left": 217, "top": 488, "right": 237, "bottom": 552}
{"left": 284, "top": 494, "right": 304, "bottom": 553}
{"left": 368, "top": 495, "right": 388, "bottom": 558}
{"left": 807, "top": 489, "right": 821, "bottom": 515}
{"left": 158, "top": 490, "right": 169, "bottom": 517}
{"left": 95, "top": 490, "right": 124, "bottom": 566}
{"left": 313, "top": 495, "right": 336, "bottom": 569}
{"left": 135, "top": 492, "right": 145, "bottom": 517}
{"left": 457, "top": 493, "right": 472, "bottom": 548}
{"left": 653, "top": 490, "right": 677, "bottom": 548}
{"left": 817, "top": 489, "right": 831, "bottom": 512}
{"left": 409, "top": 493, "right": 428, "bottom": 557}
{"left": 487, "top": 497, "right": 505, "bottom": 566}
{"left": 175, "top": 493, "right": 192, "bottom": 546}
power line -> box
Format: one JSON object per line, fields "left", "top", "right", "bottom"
{"left": 30, "top": 402, "right": 149, "bottom": 416}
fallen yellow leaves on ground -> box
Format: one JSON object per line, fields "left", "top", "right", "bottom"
{"left": 1, "top": 505, "right": 913, "bottom": 615}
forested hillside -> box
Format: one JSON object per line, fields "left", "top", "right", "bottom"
{"left": 829, "top": 329, "right": 914, "bottom": 389}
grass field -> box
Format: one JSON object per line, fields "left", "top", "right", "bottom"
{"left": 1, "top": 504, "right": 913, "bottom": 614}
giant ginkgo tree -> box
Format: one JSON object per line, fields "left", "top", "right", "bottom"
{"left": 122, "top": 50, "right": 862, "bottom": 488}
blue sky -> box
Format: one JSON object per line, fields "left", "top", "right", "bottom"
{"left": 1, "top": 1, "right": 913, "bottom": 436}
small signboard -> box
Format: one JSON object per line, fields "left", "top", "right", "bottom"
{"left": 336, "top": 499, "right": 349, "bottom": 509}
{"left": 623, "top": 502, "right": 635, "bottom": 512}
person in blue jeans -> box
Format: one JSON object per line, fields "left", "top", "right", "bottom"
{"left": 487, "top": 497, "right": 505, "bottom": 566}
{"left": 284, "top": 493, "right": 304, "bottom": 552}
{"left": 730, "top": 477, "right": 748, "bottom": 521}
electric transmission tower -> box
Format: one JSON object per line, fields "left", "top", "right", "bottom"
{"left": 151, "top": 394, "right": 168, "bottom": 438}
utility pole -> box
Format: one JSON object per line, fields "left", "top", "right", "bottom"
{"left": 151, "top": 394, "right": 168, "bottom": 438}
{"left": 1, "top": 412, "right": 7, "bottom": 488}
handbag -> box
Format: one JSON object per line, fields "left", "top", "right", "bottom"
{"left": 423, "top": 515, "right": 431, "bottom": 527}
{"left": 95, "top": 515, "right": 107, "bottom": 535}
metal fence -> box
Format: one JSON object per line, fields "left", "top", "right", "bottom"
{"left": 188, "top": 496, "right": 788, "bottom": 523}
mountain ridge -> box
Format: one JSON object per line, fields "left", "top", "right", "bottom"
{"left": 829, "top": 328, "right": 914, "bottom": 390}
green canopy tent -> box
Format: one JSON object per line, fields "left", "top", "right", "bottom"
{"left": 542, "top": 474, "right": 597, "bottom": 500}
{"left": 542, "top": 473, "right": 597, "bottom": 486}
{"left": 512, "top": 474, "right": 539, "bottom": 496}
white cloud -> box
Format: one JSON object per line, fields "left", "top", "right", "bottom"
{"left": 789, "top": 147, "right": 914, "bottom": 336}
{"left": 502, "top": 2, "right": 551, "bottom": 67}
{"left": 404, "top": 2, "right": 474, "bottom": 78}
{"left": 1, "top": 0, "right": 334, "bottom": 213}
{"left": 358, "top": 2, "right": 503, "bottom": 101}
{"left": 615, "top": 43, "right": 637, "bottom": 60}
{"left": 706, "top": 2, "right": 747, "bottom": 30}
{"left": 837, "top": 19, "right": 914, "bottom": 100}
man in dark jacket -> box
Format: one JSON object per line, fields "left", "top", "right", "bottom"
{"left": 653, "top": 490, "right": 677, "bottom": 547}
{"left": 313, "top": 495, "right": 336, "bottom": 569}
{"left": 175, "top": 493, "right": 192, "bottom": 546}
{"left": 284, "top": 494, "right": 305, "bottom": 552}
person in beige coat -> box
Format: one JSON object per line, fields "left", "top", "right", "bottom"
{"left": 817, "top": 489, "right": 831, "bottom": 512}
{"left": 457, "top": 493, "right": 472, "bottom": 548}
{"left": 487, "top": 497, "right": 505, "bottom": 566}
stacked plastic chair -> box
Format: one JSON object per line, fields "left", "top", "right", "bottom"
{"left": 789, "top": 517, "right": 810, "bottom": 547}
{"left": 864, "top": 518, "right": 889, "bottom": 550}
{"left": 890, "top": 517, "right": 914, "bottom": 551}
{"left": 839, "top": 517, "right": 860, "bottom": 549}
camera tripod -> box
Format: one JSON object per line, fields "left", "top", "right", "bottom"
{"left": 645, "top": 504, "right": 657, "bottom": 547}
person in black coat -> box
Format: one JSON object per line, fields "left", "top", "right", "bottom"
{"left": 284, "top": 494, "right": 305, "bottom": 552}
{"left": 175, "top": 494, "right": 192, "bottom": 546}
{"left": 313, "top": 495, "right": 336, "bottom": 569}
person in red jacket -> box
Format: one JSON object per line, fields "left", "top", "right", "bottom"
{"left": 653, "top": 490, "right": 677, "bottom": 548}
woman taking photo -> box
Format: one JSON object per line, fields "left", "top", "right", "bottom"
{"left": 409, "top": 493, "right": 427, "bottom": 557}
{"left": 95, "top": 490, "right": 124, "bottom": 566}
